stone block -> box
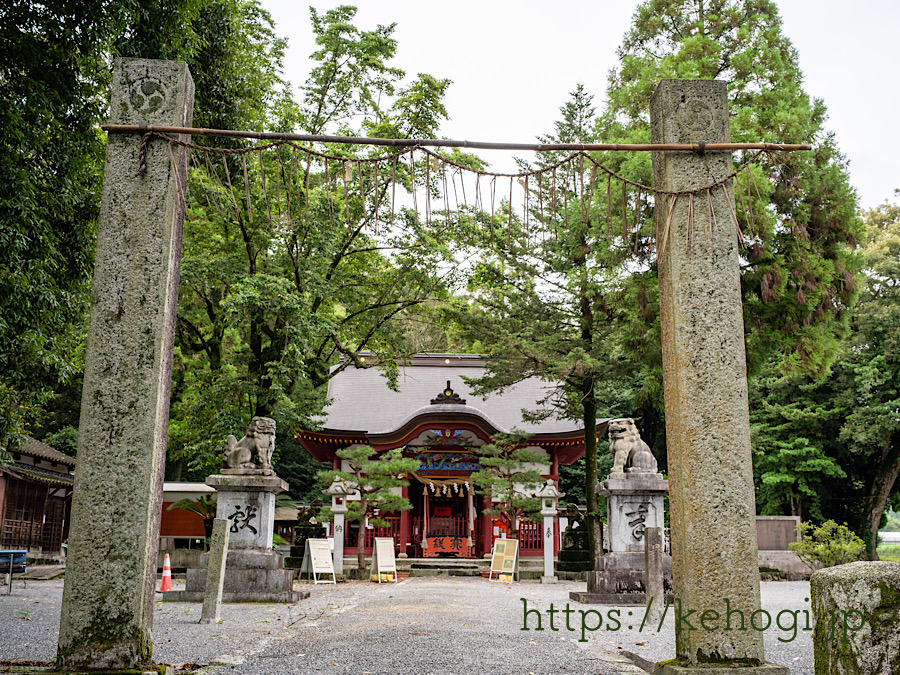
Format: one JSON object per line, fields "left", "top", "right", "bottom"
{"left": 657, "top": 663, "right": 789, "bottom": 674}
{"left": 811, "top": 561, "right": 900, "bottom": 674}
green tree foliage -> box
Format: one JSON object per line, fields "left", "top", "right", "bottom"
{"left": 320, "top": 445, "right": 418, "bottom": 572}
{"left": 601, "top": 0, "right": 863, "bottom": 379}
{"left": 749, "top": 192, "right": 900, "bottom": 558}
{"left": 166, "top": 5, "right": 458, "bottom": 481}
{"left": 789, "top": 520, "right": 864, "bottom": 569}
{"left": 469, "top": 432, "right": 549, "bottom": 537}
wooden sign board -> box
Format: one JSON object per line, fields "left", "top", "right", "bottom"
{"left": 489, "top": 538, "right": 519, "bottom": 582}
{"left": 300, "top": 538, "right": 336, "bottom": 584}
{"left": 371, "top": 537, "right": 397, "bottom": 583}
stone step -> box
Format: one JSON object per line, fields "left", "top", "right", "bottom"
{"left": 558, "top": 549, "right": 591, "bottom": 562}
{"left": 556, "top": 561, "right": 592, "bottom": 572}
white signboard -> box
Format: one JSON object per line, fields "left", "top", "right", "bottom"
{"left": 489, "top": 537, "right": 520, "bottom": 582}
{"left": 371, "top": 536, "right": 397, "bottom": 583}
{"left": 300, "top": 538, "right": 336, "bottom": 584}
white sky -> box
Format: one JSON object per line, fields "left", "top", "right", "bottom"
{"left": 260, "top": 0, "right": 900, "bottom": 210}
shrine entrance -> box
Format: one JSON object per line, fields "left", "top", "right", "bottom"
{"left": 408, "top": 477, "right": 478, "bottom": 558}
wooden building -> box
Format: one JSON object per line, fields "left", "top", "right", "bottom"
{"left": 297, "top": 354, "right": 607, "bottom": 558}
{"left": 0, "top": 437, "right": 74, "bottom": 556}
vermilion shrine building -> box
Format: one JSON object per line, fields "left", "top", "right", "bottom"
{"left": 297, "top": 354, "right": 607, "bottom": 559}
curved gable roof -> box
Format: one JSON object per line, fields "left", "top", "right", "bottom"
{"left": 321, "top": 356, "right": 579, "bottom": 436}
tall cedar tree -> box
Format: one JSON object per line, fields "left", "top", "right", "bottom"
{"left": 750, "top": 193, "right": 900, "bottom": 557}
{"left": 447, "top": 85, "right": 636, "bottom": 568}
{"left": 449, "top": 0, "right": 862, "bottom": 567}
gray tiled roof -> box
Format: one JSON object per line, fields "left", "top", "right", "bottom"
{"left": 21, "top": 436, "right": 76, "bottom": 466}
{"left": 321, "top": 358, "right": 581, "bottom": 435}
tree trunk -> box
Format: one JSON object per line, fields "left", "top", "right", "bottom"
{"left": 863, "top": 432, "right": 900, "bottom": 560}
{"left": 582, "top": 378, "right": 602, "bottom": 569}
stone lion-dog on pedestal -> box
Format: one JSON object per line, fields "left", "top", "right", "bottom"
{"left": 223, "top": 416, "right": 276, "bottom": 473}
{"left": 608, "top": 418, "right": 657, "bottom": 476}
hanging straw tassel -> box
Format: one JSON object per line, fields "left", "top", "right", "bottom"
{"left": 259, "top": 148, "right": 273, "bottom": 224}
{"left": 343, "top": 160, "right": 352, "bottom": 231}
{"left": 632, "top": 187, "right": 642, "bottom": 255}
{"left": 657, "top": 193, "right": 679, "bottom": 260}
{"left": 391, "top": 155, "right": 397, "bottom": 230}
{"left": 408, "top": 149, "right": 419, "bottom": 225}
{"left": 241, "top": 153, "right": 253, "bottom": 222}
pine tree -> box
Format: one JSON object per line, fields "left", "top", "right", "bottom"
{"left": 321, "top": 445, "right": 418, "bottom": 573}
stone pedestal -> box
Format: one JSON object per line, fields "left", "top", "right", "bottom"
{"left": 571, "top": 474, "right": 673, "bottom": 605}
{"left": 164, "top": 473, "right": 305, "bottom": 603}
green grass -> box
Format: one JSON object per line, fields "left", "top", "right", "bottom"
{"left": 877, "top": 542, "right": 900, "bottom": 562}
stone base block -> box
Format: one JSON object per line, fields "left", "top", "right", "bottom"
{"left": 570, "top": 590, "right": 673, "bottom": 605}
{"left": 541, "top": 575, "right": 558, "bottom": 584}
{"left": 657, "top": 663, "right": 789, "bottom": 674}
{"left": 162, "top": 590, "right": 308, "bottom": 603}
{"left": 586, "top": 552, "right": 673, "bottom": 595}
{"left": 811, "top": 560, "right": 900, "bottom": 674}
{"left": 186, "top": 567, "right": 294, "bottom": 594}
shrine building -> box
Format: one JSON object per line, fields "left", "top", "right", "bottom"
{"left": 296, "top": 353, "right": 608, "bottom": 559}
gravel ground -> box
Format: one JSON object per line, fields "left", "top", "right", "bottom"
{"left": 0, "top": 575, "right": 813, "bottom": 674}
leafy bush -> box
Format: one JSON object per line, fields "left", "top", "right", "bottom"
{"left": 789, "top": 520, "right": 864, "bottom": 569}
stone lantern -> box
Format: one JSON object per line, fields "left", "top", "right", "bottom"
{"left": 535, "top": 479, "right": 564, "bottom": 583}
{"left": 324, "top": 476, "right": 353, "bottom": 576}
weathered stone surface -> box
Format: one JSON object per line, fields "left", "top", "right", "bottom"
{"left": 200, "top": 518, "right": 229, "bottom": 624}
{"left": 57, "top": 58, "right": 193, "bottom": 669}
{"left": 644, "top": 527, "right": 665, "bottom": 625}
{"left": 207, "top": 473, "right": 286, "bottom": 550}
{"left": 811, "top": 561, "right": 900, "bottom": 674}
{"left": 651, "top": 78, "right": 764, "bottom": 666}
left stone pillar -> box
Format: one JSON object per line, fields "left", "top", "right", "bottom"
{"left": 58, "top": 58, "right": 193, "bottom": 670}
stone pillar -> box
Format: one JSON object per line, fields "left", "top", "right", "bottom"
{"left": 651, "top": 79, "right": 778, "bottom": 671}
{"left": 200, "top": 519, "right": 230, "bottom": 625}
{"left": 644, "top": 527, "right": 664, "bottom": 625}
{"left": 541, "top": 515, "right": 555, "bottom": 581}
{"left": 332, "top": 506, "right": 346, "bottom": 576}
{"left": 58, "top": 58, "right": 193, "bottom": 670}
{"left": 811, "top": 561, "right": 900, "bottom": 674}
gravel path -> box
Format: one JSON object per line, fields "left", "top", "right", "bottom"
{"left": 0, "top": 575, "right": 814, "bottom": 673}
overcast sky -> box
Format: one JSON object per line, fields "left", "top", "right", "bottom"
{"left": 260, "top": 0, "right": 899, "bottom": 210}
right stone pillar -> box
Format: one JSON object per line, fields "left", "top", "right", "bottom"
{"left": 651, "top": 79, "right": 781, "bottom": 671}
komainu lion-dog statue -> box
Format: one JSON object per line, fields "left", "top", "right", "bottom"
{"left": 223, "top": 416, "right": 276, "bottom": 472}
{"left": 608, "top": 418, "right": 657, "bottom": 476}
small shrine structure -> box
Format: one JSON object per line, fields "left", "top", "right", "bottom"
{"left": 296, "top": 354, "right": 608, "bottom": 559}
{"left": 0, "top": 436, "right": 73, "bottom": 556}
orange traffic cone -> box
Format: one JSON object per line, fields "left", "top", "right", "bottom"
{"left": 158, "top": 553, "right": 173, "bottom": 592}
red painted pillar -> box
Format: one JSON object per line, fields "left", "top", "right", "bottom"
{"left": 399, "top": 485, "right": 410, "bottom": 557}
{"left": 480, "top": 494, "right": 492, "bottom": 556}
